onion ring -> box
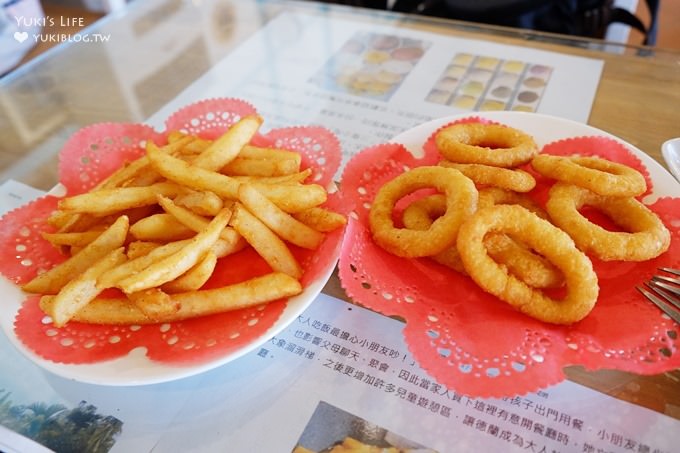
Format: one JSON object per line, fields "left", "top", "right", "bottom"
{"left": 545, "top": 183, "right": 670, "bottom": 261}
{"left": 531, "top": 154, "right": 647, "bottom": 197}
{"left": 439, "top": 161, "right": 536, "bottom": 192}
{"left": 435, "top": 123, "right": 539, "bottom": 167}
{"left": 369, "top": 166, "right": 478, "bottom": 257}
{"left": 402, "top": 194, "right": 564, "bottom": 289}
{"left": 478, "top": 187, "right": 547, "bottom": 218}
{"left": 482, "top": 234, "right": 563, "bottom": 289}
{"left": 401, "top": 194, "right": 466, "bottom": 273}
{"left": 457, "top": 205, "right": 599, "bottom": 325}
{"left": 477, "top": 188, "right": 563, "bottom": 288}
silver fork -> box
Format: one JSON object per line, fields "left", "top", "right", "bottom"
{"left": 636, "top": 268, "right": 680, "bottom": 324}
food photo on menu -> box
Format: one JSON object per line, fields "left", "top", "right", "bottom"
{"left": 0, "top": 0, "right": 679, "bottom": 451}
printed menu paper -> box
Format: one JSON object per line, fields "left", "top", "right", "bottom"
{"left": 150, "top": 293, "right": 679, "bottom": 453}
{"left": 149, "top": 11, "right": 604, "bottom": 173}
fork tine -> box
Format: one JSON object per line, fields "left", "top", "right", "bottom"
{"left": 652, "top": 274, "right": 680, "bottom": 285}
{"left": 659, "top": 267, "right": 680, "bottom": 277}
{"left": 649, "top": 278, "right": 680, "bottom": 299}
{"left": 636, "top": 286, "right": 680, "bottom": 324}
{"left": 646, "top": 282, "right": 680, "bottom": 310}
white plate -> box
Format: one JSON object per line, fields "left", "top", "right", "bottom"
{"left": 392, "top": 111, "right": 680, "bottom": 200}
{"left": 0, "top": 255, "right": 337, "bottom": 386}
{"left": 661, "top": 137, "right": 680, "bottom": 182}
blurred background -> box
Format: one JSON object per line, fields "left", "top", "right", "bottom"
{"left": 3, "top": 0, "right": 679, "bottom": 76}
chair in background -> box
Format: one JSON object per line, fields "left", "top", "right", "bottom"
{"left": 318, "top": 0, "right": 659, "bottom": 45}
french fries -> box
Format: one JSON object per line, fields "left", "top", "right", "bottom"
{"left": 191, "top": 114, "right": 263, "bottom": 171}
{"left": 25, "top": 115, "right": 346, "bottom": 327}
{"left": 39, "top": 273, "right": 303, "bottom": 324}
{"left": 127, "top": 288, "right": 179, "bottom": 321}
{"left": 46, "top": 247, "right": 127, "bottom": 327}
{"left": 23, "top": 215, "right": 130, "bottom": 294}
{"left": 41, "top": 230, "right": 105, "bottom": 247}
{"left": 162, "top": 251, "right": 217, "bottom": 293}
{"left": 230, "top": 202, "right": 303, "bottom": 279}
{"left": 117, "top": 207, "right": 231, "bottom": 293}
{"left": 58, "top": 182, "right": 182, "bottom": 215}
{"left": 174, "top": 189, "right": 223, "bottom": 216}
{"left": 238, "top": 184, "right": 324, "bottom": 249}
{"left": 130, "top": 213, "right": 196, "bottom": 241}
{"left": 147, "top": 143, "right": 327, "bottom": 212}
{"left": 293, "top": 207, "right": 348, "bottom": 233}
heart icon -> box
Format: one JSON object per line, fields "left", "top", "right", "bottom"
{"left": 14, "top": 31, "right": 28, "bottom": 43}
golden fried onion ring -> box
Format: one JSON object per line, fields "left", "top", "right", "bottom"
{"left": 477, "top": 188, "right": 563, "bottom": 288}
{"left": 369, "top": 166, "right": 477, "bottom": 258}
{"left": 546, "top": 183, "right": 670, "bottom": 261}
{"left": 435, "top": 123, "right": 539, "bottom": 167}
{"left": 403, "top": 194, "right": 563, "bottom": 288}
{"left": 457, "top": 205, "right": 598, "bottom": 325}
{"left": 401, "top": 194, "right": 466, "bottom": 273}
{"left": 478, "top": 187, "right": 546, "bottom": 218}
{"left": 439, "top": 161, "right": 536, "bottom": 192}
{"left": 531, "top": 154, "right": 647, "bottom": 197}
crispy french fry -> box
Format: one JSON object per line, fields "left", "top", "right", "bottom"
{"left": 126, "top": 241, "right": 162, "bottom": 259}
{"left": 103, "top": 237, "right": 240, "bottom": 290}
{"left": 98, "top": 239, "right": 191, "bottom": 289}
{"left": 127, "top": 288, "right": 179, "bottom": 321}
{"left": 45, "top": 247, "right": 127, "bottom": 327}
{"left": 46, "top": 209, "right": 75, "bottom": 229}
{"left": 41, "top": 230, "right": 105, "bottom": 247}
{"left": 130, "top": 213, "right": 196, "bottom": 241}
{"left": 58, "top": 182, "right": 182, "bottom": 215}
{"left": 162, "top": 250, "right": 217, "bottom": 293}
{"left": 101, "top": 155, "right": 151, "bottom": 189}
{"left": 229, "top": 203, "right": 302, "bottom": 279}
{"left": 211, "top": 237, "right": 248, "bottom": 258}
{"left": 180, "top": 137, "right": 210, "bottom": 154}
{"left": 191, "top": 115, "right": 263, "bottom": 171}
{"left": 238, "top": 184, "right": 324, "bottom": 249}
{"left": 249, "top": 182, "right": 327, "bottom": 213}
{"left": 239, "top": 145, "right": 301, "bottom": 165}
{"left": 159, "top": 135, "right": 195, "bottom": 155}
{"left": 47, "top": 158, "right": 145, "bottom": 231}
{"left": 156, "top": 195, "right": 242, "bottom": 247}
{"left": 231, "top": 169, "right": 312, "bottom": 185}
{"left": 23, "top": 215, "right": 130, "bottom": 295}
{"left": 147, "top": 142, "right": 241, "bottom": 198}
{"left": 292, "top": 207, "right": 347, "bottom": 233}
{"left": 167, "top": 130, "right": 188, "bottom": 143}
{"left": 116, "top": 207, "right": 232, "bottom": 293}
{"left": 121, "top": 206, "right": 159, "bottom": 225}
{"left": 69, "top": 246, "right": 84, "bottom": 256}
{"left": 174, "top": 190, "right": 224, "bottom": 217}
{"left": 125, "top": 138, "right": 194, "bottom": 188}
{"left": 147, "top": 143, "right": 325, "bottom": 212}
{"left": 221, "top": 157, "right": 299, "bottom": 177}
{"left": 41, "top": 273, "right": 302, "bottom": 324}
{"left": 125, "top": 168, "right": 163, "bottom": 187}
{"left": 48, "top": 210, "right": 101, "bottom": 233}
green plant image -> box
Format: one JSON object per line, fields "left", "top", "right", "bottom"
{"left": 0, "top": 389, "right": 122, "bottom": 453}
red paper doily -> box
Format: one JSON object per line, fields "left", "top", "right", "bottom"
{"left": 0, "top": 98, "right": 346, "bottom": 370}
{"left": 339, "top": 114, "right": 680, "bottom": 398}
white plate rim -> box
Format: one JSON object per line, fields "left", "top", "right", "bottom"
{"left": 661, "top": 137, "right": 680, "bottom": 182}
{"left": 0, "top": 251, "right": 338, "bottom": 386}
